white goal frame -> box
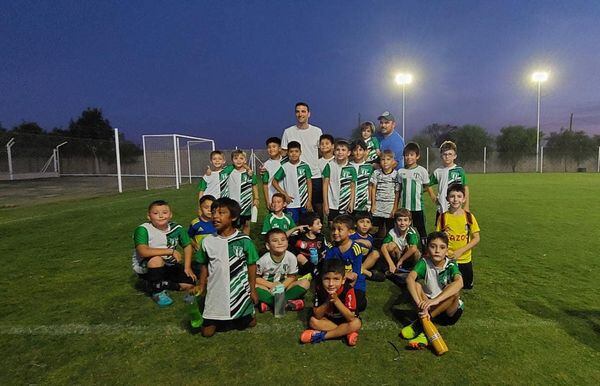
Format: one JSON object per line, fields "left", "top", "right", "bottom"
{"left": 142, "top": 134, "right": 215, "bottom": 190}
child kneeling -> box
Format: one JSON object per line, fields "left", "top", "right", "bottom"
{"left": 300, "top": 259, "right": 362, "bottom": 346}
{"left": 401, "top": 231, "right": 464, "bottom": 348}
{"left": 256, "top": 229, "right": 310, "bottom": 313}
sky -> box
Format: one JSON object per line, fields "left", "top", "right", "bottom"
{"left": 2, "top": 0, "right": 600, "bottom": 147}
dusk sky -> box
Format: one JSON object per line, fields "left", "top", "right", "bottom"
{"left": 2, "top": 0, "right": 600, "bottom": 148}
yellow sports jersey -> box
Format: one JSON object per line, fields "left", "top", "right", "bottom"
{"left": 436, "top": 211, "right": 480, "bottom": 264}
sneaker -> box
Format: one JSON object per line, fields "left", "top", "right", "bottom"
{"left": 346, "top": 331, "right": 359, "bottom": 346}
{"left": 407, "top": 332, "right": 428, "bottom": 349}
{"left": 296, "top": 273, "right": 312, "bottom": 282}
{"left": 152, "top": 290, "right": 173, "bottom": 308}
{"left": 300, "top": 329, "right": 327, "bottom": 344}
{"left": 286, "top": 299, "right": 305, "bottom": 311}
{"left": 259, "top": 302, "right": 271, "bottom": 313}
{"left": 400, "top": 320, "right": 421, "bottom": 339}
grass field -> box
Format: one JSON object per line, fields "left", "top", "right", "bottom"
{"left": 1, "top": 173, "right": 599, "bottom": 385}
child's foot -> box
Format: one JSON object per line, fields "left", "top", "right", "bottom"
{"left": 300, "top": 329, "right": 327, "bottom": 344}
{"left": 259, "top": 302, "right": 271, "bottom": 313}
{"left": 296, "top": 273, "right": 312, "bottom": 282}
{"left": 346, "top": 332, "right": 359, "bottom": 346}
{"left": 407, "top": 332, "right": 428, "bottom": 349}
{"left": 286, "top": 299, "right": 304, "bottom": 311}
{"left": 152, "top": 290, "right": 173, "bottom": 308}
{"left": 366, "top": 270, "right": 386, "bottom": 282}
{"left": 400, "top": 321, "right": 421, "bottom": 339}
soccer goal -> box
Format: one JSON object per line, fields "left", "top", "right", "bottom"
{"left": 142, "top": 134, "right": 215, "bottom": 190}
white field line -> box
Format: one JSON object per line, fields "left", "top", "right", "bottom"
{"left": 0, "top": 319, "right": 558, "bottom": 336}
{"left": 0, "top": 191, "right": 158, "bottom": 226}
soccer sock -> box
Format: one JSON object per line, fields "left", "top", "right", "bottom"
{"left": 285, "top": 285, "right": 307, "bottom": 301}
{"left": 256, "top": 287, "right": 274, "bottom": 306}
{"left": 146, "top": 267, "right": 164, "bottom": 294}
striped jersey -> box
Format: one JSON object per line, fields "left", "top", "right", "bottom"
{"left": 132, "top": 222, "right": 191, "bottom": 274}
{"left": 430, "top": 165, "right": 468, "bottom": 213}
{"left": 413, "top": 257, "right": 461, "bottom": 299}
{"left": 370, "top": 169, "right": 399, "bottom": 218}
{"left": 195, "top": 230, "right": 259, "bottom": 320}
{"left": 197, "top": 165, "right": 234, "bottom": 198}
{"left": 322, "top": 161, "right": 357, "bottom": 211}
{"left": 365, "top": 136, "right": 380, "bottom": 163}
{"left": 226, "top": 168, "right": 257, "bottom": 216}
{"left": 256, "top": 250, "right": 298, "bottom": 283}
{"left": 273, "top": 160, "right": 312, "bottom": 208}
{"left": 261, "top": 212, "right": 296, "bottom": 235}
{"left": 260, "top": 157, "right": 283, "bottom": 203}
{"left": 397, "top": 165, "right": 430, "bottom": 211}
{"left": 351, "top": 161, "right": 374, "bottom": 211}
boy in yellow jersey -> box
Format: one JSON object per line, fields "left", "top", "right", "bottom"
{"left": 435, "top": 183, "right": 480, "bottom": 289}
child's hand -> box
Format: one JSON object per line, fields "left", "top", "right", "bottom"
{"left": 184, "top": 267, "right": 197, "bottom": 281}
{"left": 345, "top": 272, "right": 358, "bottom": 284}
{"left": 431, "top": 194, "right": 437, "bottom": 204}
{"left": 388, "top": 263, "right": 397, "bottom": 274}
{"left": 205, "top": 166, "right": 212, "bottom": 176}
{"left": 253, "top": 198, "right": 259, "bottom": 207}
{"left": 285, "top": 194, "right": 294, "bottom": 204}
{"left": 306, "top": 202, "right": 313, "bottom": 212}
{"left": 328, "top": 290, "right": 339, "bottom": 303}
{"left": 323, "top": 204, "right": 329, "bottom": 216}
{"left": 244, "top": 164, "right": 253, "bottom": 175}
{"left": 172, "top": 250, "right": 182, "bottom": 262}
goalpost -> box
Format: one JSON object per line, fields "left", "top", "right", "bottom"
{"left": 142, "top": 134, "right": 215, "bottom": 190}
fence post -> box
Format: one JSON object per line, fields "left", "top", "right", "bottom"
{"left": 6, "top": 138, "right": 15, "bottom": 181}
{"left": 540, "top": 146, "right": 544, "bottom": 174}
{"left": 142, "top": 136, "right": 149, "bottom": 190}
{"left": 597, "top": 146, "right": 600, "bottom": 173}
{"left": 426, "top": 147, "right": 429, "bottom": 172}
{"left": 187, "top": 141, "right": 192, "bottom": 184}
{"left": 114, "top": 128, "right": 123, "bottom": 193}
{"left": 483, "top": 146, "right": 487, "bottom": 174}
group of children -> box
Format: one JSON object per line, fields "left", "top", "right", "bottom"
{"left": 131, "top": 126, "right": 481, "bottom": 349}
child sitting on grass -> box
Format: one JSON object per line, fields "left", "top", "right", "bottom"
{"left": 195, "top": 198, "right": 259, "bottom": 337}
{"left": 256, "top": 229, "right": 310, "bottom": 313}
{"left": 288, "top": 213, "right": 329, "bottom": 278}
{"left": 261, "top": 193, "right": 301, "bottom": 236}
{"left": 350, "top": 212, "right": 385, "bottom": 282}
{"left": 380, "top": 209, "right": 421, "bottom": 275}
{"left": 188, "top": 195, "right": 216, "bottom": 251}
{"left": 402, "top": 231, "right": 464, "bottom": 349}
{"left": 300, "top": 259, "right": 362, "bottom": 346}
{"left": 435, "top": 183, "right": 480, "bottom": 289}
{"left": 132, "top": 200, "right": 196, "bottom": 307}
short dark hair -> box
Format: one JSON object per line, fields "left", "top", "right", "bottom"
{"left": 427, "top": 231, "right": 449, "bottom": 247}
{"left": 295, "top": 102, "right": 310, "bottom": 112}
{"left": 332, "top": 214, "right": 354, "bottom": 230}
{"left": 287, "top": 141, "right": 302, "bottom": 151}
{"left": 199, "top": 195, "right": 216, "bottom": 206}
{"left": 403, "top": 142, "right": 421, "bottom": 157}
{"left": 354, "top": 211, "right": 372, "bottom": 222}
{"left": 210, "top": 150, "right": 224, "bottom": 159}
{"left": 320, "top": 134, "right": 334, "bottom": 144}
{"left": 393, "top": 208, "right": 412, "bottom": 221}
{"left": 321, "top": 258, "right": 345, "bottom": 276}
{"left": 265, "top": 228, "right": 287, "bottom": 242}
{"left": 334, "top": 139, "right": 350, "bottom": 150}
{"left": 447, "top": 183, "right": 465, "bottom": 197}
{"left": 351, "top": 139, "right": 368, "bottom": 151}
{"left": 266, "top": 137, "right": 281, "bottom": 146}
{"left": 271, "top": 192, "right": 287, "bottom": 202}
{"left": 211, "top": 197, "right": 240, "bottom": 224}
{"left": 148, "top": 200, "right": 169, "bottom": 211}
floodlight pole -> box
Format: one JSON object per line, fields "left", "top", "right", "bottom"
{"left": 114, "top": 128, "right": 123, "bottom": 193}
{"left": 483, "top": 146, "right": 487, "bottom": 174}
{"left": 402, "top": 83, "right": 406, "bottom": 139}
{"left": 425, "top": 147, "right": 429, "bottom": 172}
{"left": 6, "top": 138, "right": 15, "bottom": 181}
{"left": 535, "top": 80, "right": 542, "bottom": 173}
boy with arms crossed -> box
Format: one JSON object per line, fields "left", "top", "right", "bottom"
{"left": 195, "top": 198, "right": 259, "bottom": 337}
{"left": 350, "top": 212, "right": 385, "bottom": 282}
{"left": 300, "top": 259, "right": 362, "bottom": 346}
{"left": 323, "top": 140, "right": 357, "bottom": 224}
{"left": 402, "top": 232, "right": 464, "bottom": 348}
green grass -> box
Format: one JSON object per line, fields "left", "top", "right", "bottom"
{"left": 1, "top": 173, "right": 600, "bottom": 384}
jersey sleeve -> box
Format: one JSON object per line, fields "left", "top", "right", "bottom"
{"left": 369, "top": 170, "right": 378, "bottom": 185}
{"left": 449, "top": 262, "right": 461, "bottom": 280}
{"left": 221, "top": 164, "right": 235, "bottom": 177}
{"left": 435, "top": 213, "right": 444, "bottom": 231}
{"left": 281, "top": 129, "right": 289, "bottom": 149}
{"left": 429, "top": 170, "right": 438, "bottom": 186}
{"left": 382, "top": 232, "right": 393, "bottom": 244}
{"left": 261, "top": 169, "right": 270, "bottom": 184}
{"left": 349, "top": 166, "right": 358, "bottom": 181}
{"left": 407, "top": 231, "right": 419, "bottom": 246}
{"left": 133, "top": 226, "right": 149, "bottom": 246}
{"left": 261, "top": 215, "right": 271, "bottom": 235}
{"left": 256, "top": 255, "right": 266, "bottom": 276}
{"left": 194, "top": 239, "right": 208, "bottom": 264}
{"left": 322, "top": 163, "right": 330, "bottom": 179}
{"left": 287, "top": 214, "right": 297, "bottom": 229}
{"left": 177, "top": 227, "right": 192, "bottom": 247}
{"left": 344, "top": 287, "right": 357, "bottom": 313}
{"left": 273, "top": 166, "right": 286, "bottom": 181}
{"left": 196, "top": 177, "right": 207, "bottom": 192}
{"left": 371, "top": 136, "right": 380, "bottom": 149}
{"left": 244, "top": 238, "right": 260, "bottom": 265}
{"left": 412, "top": 258, "right": 427, "bottom": 280}
{"left": 251, "top": 173, "right": 258, "bottom": 185}
{"left": 459, "top": 167, "right": 468, "bottom": 186}
{"left": 303, "top": 164, "right": 312, "bottom": 179}
{"left": 351, "top": 243, "right": 363, "bottom": 274}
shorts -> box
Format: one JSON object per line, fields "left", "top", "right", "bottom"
{"left": 434, "top": 301, "right": 464, "bottom": 326}
{"left": 327, "top": 208, "right": 349, "bottom": 223}
{"left": 311, "top": 178, "right": 323, "bottom": 206}
{"left": 410, "top": 210, "right": 427, "bottom": 245}
{"left": 355, "top": 289, "right": 367, "bottom": 313}
{"left": 286, "top": 207, "right": 306, "bottom": 224}
{"left": 202, "top": 314, "right": 255, "bottom": 331}
{"left": 239, "top": 215, "right": 251, "bottom": 227}
{"left": 458, "top": 261, "right": 474, "bottom": 289}
{"left": 372, "top": 216, "right": 394, "bottom": 232}
{"left": 137, "top": 263, "right": 196, "bottom": 286}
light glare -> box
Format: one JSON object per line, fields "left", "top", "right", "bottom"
{"left": 531, "top": 71, "right": 549, "bottom": 82}
{"left": 395, "top": 73, "right": 413, "bottom": 85}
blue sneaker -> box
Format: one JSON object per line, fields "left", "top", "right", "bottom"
{"left": 152, "top": 290, "right": 173, "bottom": 307}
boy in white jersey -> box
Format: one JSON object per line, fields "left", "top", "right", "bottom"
{"left": 225, "top": 150, "right": 259, "bottom": 236}
{"left": 197, "top": 150, "right": 226, "bottom": 202}
{"left": 360, "top": 121, "right": 380, "bottom": 164}
{"left": 323, "top": 140, "right": 357, "bottom": 224}
{"left": 397, "top": 142, "right": 434, "bottom": 249}
{"left": 380, "top": 209, "right": 421, "bottom": 275}
{"left": 132, "top": 200, "right": 196, "bottom": 307}
{"left": 195, "top": 198, "right": 259, "bottom": 337}
{"left": 272, "top": 141, "right": 313, "bottom": 223}
{"left": 261, "top": 193, "right": 305, "bottom": 236}
{"left": 370, "top": 150, "right": 399, "bottom": 239}
{"left": 260, "top": 136, "right": 284, "bottom": 208}
{"left": 350, "top": 139, "right": 374, "bottom": 217}
{"left": 314, "top": 134, "right": 335, "bottom": 219}
{"left": 429, "top": 141, "right": 470, "bottom": 217}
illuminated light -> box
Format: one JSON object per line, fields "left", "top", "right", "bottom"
{"left": 394, "top": 73, "right": 413, "bottom": 85}
{"left": 531, "top": 71, "right": 549, "bottom": 82}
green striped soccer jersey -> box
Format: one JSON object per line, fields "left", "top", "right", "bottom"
{"left": 323, "top": 161, "right": 357, "bottom": 211}
{"left": 273, "top": 160, "right": 312, "bottom": 208}
{"left": 351, "top": 161, "right": 374, "bottom": 211}
{"left": 132, "top": 222, "right": 191, "bottom": 274}
{"left": 226, "top": 168, "right": 258, "bottom": 216}
{"left": 397, "top": 165, "right": 430, "bottom": 211}
{"left": 365, "top": 136, "right": 380, "bottom": 163}
{"left": 430, "top": 165, "right": 468, "bottom": 213}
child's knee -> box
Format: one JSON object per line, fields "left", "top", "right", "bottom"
{"left": 297, "top": 280, "right": 310, "bottom": 290}
{"left": 309, "top": 316, "right": 321, "bottom": 329}
{"left": 349, "top": 317, "right": 361, "bottom": 332}
{"left": 147, "top": 256, "right": 165, "bottom": 268}
{"left": 201, "top": 325, "right": 216, "bottom": 338}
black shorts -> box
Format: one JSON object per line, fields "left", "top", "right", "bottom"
{"left": 372, "top": 216, "right": 394, "bottom": 231}
{"left": 410, "top": 210, "right": 427, "bottom": 244}
{"left": 458, "top": 261, "right": 474, "bottom": 289}
{"left": 312, "top": 178, "right": 323, "bottom": 206}
{"left": 434, "top": 305, "right": 463, "bottom": 326}
{"left": 137, "top": 263, "right": 196, "bottom": 286}
{"left": 239, "top": 215, "right": 251, "bottom": 227}
{"left": 202, "top": 314, "right": 255, "bottom": 331}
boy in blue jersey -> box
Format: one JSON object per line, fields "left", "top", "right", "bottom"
{"left": 188, "top": 195, "right": 216, "bottom": 251}
{"left": 350, "top": 212, "right": 385, "bottom": 282}
{"left": 325, "top": 215, "right": 367, "bottom": 312}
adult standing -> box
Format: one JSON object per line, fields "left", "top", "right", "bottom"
{"left": 376, "top": 111, "right": 405, "bottom": 169}
{"left": 281, "top": 102, "right": 323, "bottom": 209}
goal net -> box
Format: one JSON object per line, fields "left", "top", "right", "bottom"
{"left": 142, "top": 134, "right": 215, "bottom": 190}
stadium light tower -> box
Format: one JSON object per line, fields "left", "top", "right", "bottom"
{"left": 395, "top": 73, "right": 413, "bottom": 139}
{"left": 532, "top": 71, "right": 549, "bottom": 172}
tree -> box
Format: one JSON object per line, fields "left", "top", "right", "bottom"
{"left": 545, "top": 129, "right": 596, "bottom": 171}
{"left": 423, "top": 123, "right": 459, "bottom": 147}
{"left": 450, "top": 125, "right": 493, "bottom": 164}
{"left": 496, "top": 126, "right": 538, "bottom": 172}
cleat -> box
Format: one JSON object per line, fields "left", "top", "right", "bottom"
{"left": 296, "top": 273, "right": 313, "bottom": 282}
{"left": 346, "top": 332, "right": 359, "bottom": 346}
{"left": 286, "top": 299, "right": 305, "bottom": 311}
{"left": 152, "top": 290, "right": 173, "bottom": 308}
{"left": 407, "top": 332, "right": 428, "bottom": 349}
{"left": 400, "top": 321, "right": 421, "bottom": 339}
{"left": 300, "top": 329, "right": 326, "bottom": 344}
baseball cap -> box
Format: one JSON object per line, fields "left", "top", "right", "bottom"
{"left": 377, "top": 111, "right": 396, "bottom": 122}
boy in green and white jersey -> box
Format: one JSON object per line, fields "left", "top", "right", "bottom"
{"left": 226, "top": 150, "right": 259, "bottom": 235}
{"left": 132, "top": 200, "right": 196, "bottom": 307}
{"left": 397, "top": 142, "right": 434, "bottom": 248}
{"left": 380, "top": 209, "right": 421, "bottom": 274}
{"left": 272, "top": 141, "right": 313, "bottom": 223}
{"left": 197, "top": 150, "right": 228, "bottom": 202}
{"left": 323, "top": 140, "right": 357, "bottom": 224}
{"left": 429, "top": 141, "right": 469, "bottom": 215}
{"left": 350, "top": 139, "right": 374, "bottom": 217}
{"left": 261, "top": 193, "right": 305, "bottom": 236}
{"left": 260, "top": 136, "right": 284, "bottom": 208}
{"left": 195, "top": 198, "right": 259, "bottom": 337}
{"left": 360, "top": 121, "right": 380, "bottom": 163}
